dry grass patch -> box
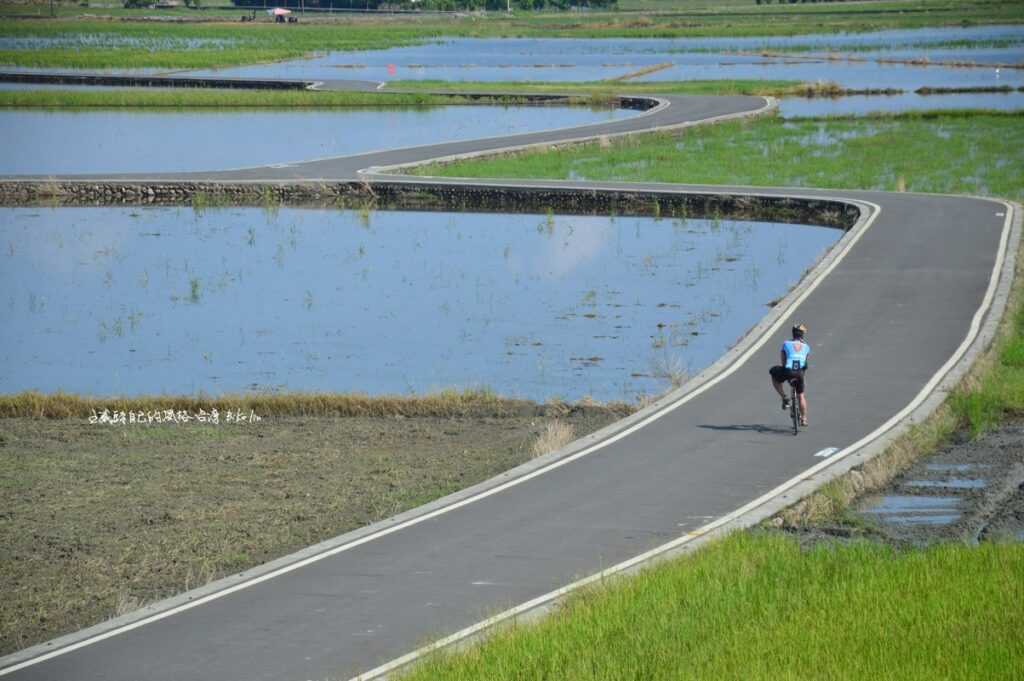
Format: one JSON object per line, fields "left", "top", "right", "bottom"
{"left": 531, "top": 420, "right": 576, "bottom": 458}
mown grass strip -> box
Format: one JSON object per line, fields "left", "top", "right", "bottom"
{"left": 401, "top": 532, "right": 1024, "bottom": 680}
{"left": 416, "top": 110, "right": 1024, "bottom": 202}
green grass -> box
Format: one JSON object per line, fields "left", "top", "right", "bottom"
{"left": 388, "top": 78, "right": 808, "bottom": 97}
{"left": 0, "top": 87, "right": 533, "bottom": 108}
{"left": 1, "top": 0, "right": 1021, "bottom": 69}
{"left": 416, "top": 110, "right": 1024, "bottom": 202}
{"left": 401, "top": 532, "right": 1024, "bottom": 680}
{"left": 0, "top": 18, "right": 443, "bottom": 69}
{"left": 950, "top": 300, "right": 1024, "bottom": 437}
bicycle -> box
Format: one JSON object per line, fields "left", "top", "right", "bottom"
{"left": 788, "top": 377, "right": 802, "bottom": 435}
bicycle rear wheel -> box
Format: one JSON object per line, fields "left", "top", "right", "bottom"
{"left": 790, "top": 384, "right": 800, "bottom": 435}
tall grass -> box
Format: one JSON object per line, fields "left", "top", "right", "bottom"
{"left": 530, "top": 420, "right": 576, "bottom": 458}
{"left": 949, "top": 301, "right": 1024, "bottom": 438}
{"left": 402, "top": 532, "right": 1024, "bottom": 680}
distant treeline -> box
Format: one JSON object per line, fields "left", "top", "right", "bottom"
{"left": 231, "top": 0, "right": 616, "bottom": 10}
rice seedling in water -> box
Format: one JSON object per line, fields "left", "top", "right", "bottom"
{"left": 650, "top": 353, "right": 689, "bottom": 388}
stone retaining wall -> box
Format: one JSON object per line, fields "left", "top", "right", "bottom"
{"left": 0, "top": 180, "right": 859, "bottom": 229}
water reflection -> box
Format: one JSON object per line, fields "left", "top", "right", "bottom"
{"left": 0, "top": 207, "right": 839, "bottom": 401}
{"left": 178, "top": 29, "right": 1024, "bottom": 87}
{"left": 0, "top": 105, "right": 634, "bottom": 175}
{"left": 779, "top": 91, "right": 1024, "bottom": 117}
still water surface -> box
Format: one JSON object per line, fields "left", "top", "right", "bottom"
{"left": 0, "top": 104, "right": 635, "bottom": 175}
{"left": 0, "top": 207, "right": 839, "bottom": 401}
{"left": 182, "top": 28, "right": 1024, "bottom": 89}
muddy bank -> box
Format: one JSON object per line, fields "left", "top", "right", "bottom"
{"left": 774, "top": 420, "right": 1024, "bottom": 548}
{"left": 0, "top": 406, "right": 624, "bottom": 655}
{"left": 0, "top": 180, "right": 860, "bottom": 230}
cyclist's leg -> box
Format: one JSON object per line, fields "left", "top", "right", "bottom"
{"left": 770, "top": 366, "right": 788, "bottom": 401}
{"left": 796, "top": 374, "right": 808, "bottom": 425}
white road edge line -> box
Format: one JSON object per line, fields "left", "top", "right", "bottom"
{"left": 0, "top": 192, "right": 878, "bottom": 676}
{"left": 350, "top": 199, "right": 1014, "bottom": 681}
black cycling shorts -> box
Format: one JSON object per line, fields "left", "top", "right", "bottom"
{"left": 770, "top": 365, "right": 805, "bottom": 394}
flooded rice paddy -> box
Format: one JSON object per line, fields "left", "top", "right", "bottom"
{"left": 180, "top": 27, "right": 1024, "bottom": 92}
{"left": 0, "top": 206, "right": 839, "bottom": 401}
{"left": 0, "top": 104, "right": 635, "bottom": 175}
{"left": 778, "top": 91, "right": 1024, "bottom": 117}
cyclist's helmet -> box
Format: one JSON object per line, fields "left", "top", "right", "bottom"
{"left": 792, "top": 323, "right": 807, "bottom": 339}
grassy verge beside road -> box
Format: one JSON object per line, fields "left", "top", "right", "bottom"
{"left": 401, "top": 532, "right": 1024, "bottom": 680}
{"left": 415, "top": 110, "right": 1024, "bottom": 201}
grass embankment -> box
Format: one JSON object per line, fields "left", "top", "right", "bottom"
{"left": 0, "top": 391, "right": 629, "bottom": 655}
{"left": 401, "top": 260, "right": 1024, "bottom": 681}
{"left": 0, "top": 88, "right": 552, "bottom": 108}
{"left": 0, "top": 80, "right": 818, "bottom": 108}
{"left": 402, "top": 532, "right": 1024, "bottom": 680}
{"left": 1, "top": 0, "right": 1021, "bottom": 69}
{"left": 416, "top": 110, "right": 1024, "bottom": 201}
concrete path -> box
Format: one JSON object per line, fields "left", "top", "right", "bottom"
{"left": 0, "top": 81, "right": 1014, "bottom": 681}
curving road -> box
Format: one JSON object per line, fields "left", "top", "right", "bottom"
{"left": 0, "top": 81, "right": 1016, "bottom": 681}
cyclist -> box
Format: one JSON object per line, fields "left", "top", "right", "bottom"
{"left": 770, "top": 323, "right": 810, "bottom": 427}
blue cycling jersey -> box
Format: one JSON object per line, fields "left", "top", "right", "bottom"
{"left": 782, "top": 339, "right": 810, "bottom": 370}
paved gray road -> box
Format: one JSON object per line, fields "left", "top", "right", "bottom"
{"left": 0, "top": 85, "right": 1012, "bottom": 681}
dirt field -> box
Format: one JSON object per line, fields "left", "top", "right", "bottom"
{"left": 0, "top": 405, "right": 627, "bottom": 655}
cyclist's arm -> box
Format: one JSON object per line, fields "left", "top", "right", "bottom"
{"left": 780, "top": 349, "right": 787, "bottom": 366}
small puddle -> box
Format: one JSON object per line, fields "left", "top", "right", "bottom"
{"left": 862, "top": 495, "right": 961, "bottom": 527}
{"left": 905, "top": 479, "right": 987, "bottom": 489}
{"left": 926, "top": 463, "right": 991, "bottom": 472}
{"left": 883, "top": 514, "right": 962, "bottom": 526}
